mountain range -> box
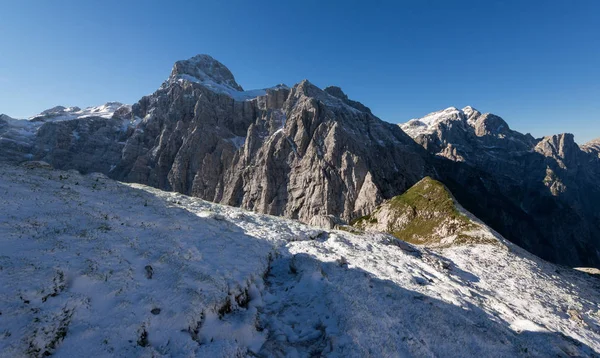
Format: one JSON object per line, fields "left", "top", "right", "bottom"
{"left": 1, "top": 54, "right": 599, "bottom": 268}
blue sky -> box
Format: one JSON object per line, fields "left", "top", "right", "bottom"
{"left": 1, "top": 0, "right": 599, "bottom": 143}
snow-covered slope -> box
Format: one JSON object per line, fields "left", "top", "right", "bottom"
{"left": 401, "top": 107, "right": 466, "bottom": 138}
{"left": 1, "top": 164, "right": 599, "bottom": 357}
{"left": 173, "top": 74, "right": 289, "bottom": 101}
{"left": 30, "top": 102, "right": 129, "bottom": 122}
{"left": 1, "top": 102, "right": 130, "bottom": 140}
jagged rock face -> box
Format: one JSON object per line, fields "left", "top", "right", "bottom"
{"left": 232, "top": 81, "right": 428, "bottom": 223}
{"left": 111, "top": 73, "right": 429, "bottom": 225}
{"left": 401, "top": 107, "right": 600, "bottom": 267}
{"left": 0, "top": 104, "right": 134, "bottom": 171}
{"left": 535, "top": 133, "right": 581, "bottom": 169}
{"left": 402, "top": 107, "right": 537, "bottom": 164}
{"left": 112, "top": 80, "right": 258, "bottom": 195}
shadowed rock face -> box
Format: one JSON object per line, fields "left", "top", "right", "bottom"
{"left": 401, "top": 107, "right": 600, "bottom": 267}
{"left": 33, "top": 117, "right": 131, "bottom": 174}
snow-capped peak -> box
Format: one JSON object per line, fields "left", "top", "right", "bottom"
{"left": 30, "top": 102, "right": 127, "bottom": 122}
{"left": 400, "top": 107, "right": 464, "bottom": 137}
{"left": 461, "top": 105, "right": 477, "bottom": 117}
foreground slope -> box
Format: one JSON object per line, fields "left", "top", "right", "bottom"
{"left": 1, "top": 164, "right": 599, "bottom": 357}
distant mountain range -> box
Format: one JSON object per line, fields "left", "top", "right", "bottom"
{"left": 1, "top": 54, "right": 598, "bottom": 267}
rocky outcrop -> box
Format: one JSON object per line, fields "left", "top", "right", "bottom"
{"left": 352, "top": 177, "right": 500, "bottom": 247}
{"left": 534, "top": 133, "right": 580, "bottom": 169}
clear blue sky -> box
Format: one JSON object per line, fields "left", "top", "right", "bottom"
{"left": 1, "top": 0, "right": 599, "bottom": 143}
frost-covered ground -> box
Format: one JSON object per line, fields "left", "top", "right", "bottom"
{"left": 0, "top": 164, "right": 599, "bottom": 357}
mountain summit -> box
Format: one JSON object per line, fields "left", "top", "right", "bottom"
{"left": 168, "top": 54, "right": 244, "bottom": 91}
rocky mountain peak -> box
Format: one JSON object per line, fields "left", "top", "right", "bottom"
{"left": 582, "top": 137, "right": 600, "bottom": 156}
{"left": 0, "top": 114, "right": 15, "bottom": 121}
{"left": 168, "top": 54, "right": 243, "bottom": 91}
{"left": 534, "top": 133, "right": 579, "bottom": 167}
{"left": 461, "top": 106, "right": 481, "bottom": 122}
{"left": 585, "top": 137, "right": 600, "bottom": 145}
{"left": 400, "top": 107, "right": 466, "bottom": 138}
{"left": 583, "top": 137, "right": 600, "bottom": 148}
{"left": 473, "top": 113, "right": 510, "bottom": 137}
{"left": 30, "top": 103, "right": 125, "bottom": 122}
{"left": 289, "top": 81, "right": 371, "bottom": 114}
{"left": 293, "top": 79, "right": 320, "bottom": 96}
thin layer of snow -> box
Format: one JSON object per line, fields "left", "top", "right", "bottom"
{"left": 30, "top": 102, "right": 126, "bottom": 122}
{"left": 1, "top": 164, "right": 599, "bottom": 357}
{"left": 176, "top": 74, "right": 287, "bottom": 102}
{"left": 227, "top": 136, "right": 246, "bottom": 149}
